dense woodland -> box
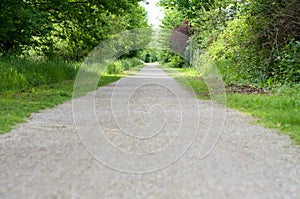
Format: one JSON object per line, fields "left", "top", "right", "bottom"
{"left": 158, "top": 0, "right": 300, "bottom": 88}
{"left": 0, "top": 0, "right": 148, "bottom": 60}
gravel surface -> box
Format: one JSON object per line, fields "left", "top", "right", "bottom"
{"left": 1, "top": 64, "right": 300, "bottom": 198}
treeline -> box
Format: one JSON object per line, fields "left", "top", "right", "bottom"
{"left": 159, "top": 0, "right": 300, "bottom": 87}
{"left": 0, "top": 0, "right": 148, "bottom": 60}
{"left": 0, "top": 0, "right": 149, "bottom": 94}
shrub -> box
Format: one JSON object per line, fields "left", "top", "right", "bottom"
{"left": 166, "top": 55, "right": 185, "bottom": 68}
{"left": 105, "top": 58, "right": 142, "bottom": 74}
{"left": 269, "top": 39, "right": 300, "bottom": 85}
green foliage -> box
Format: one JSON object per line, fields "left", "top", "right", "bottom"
{"left": 106, "top": 61, "right": 124, "bottom": 74}
{"left": 159, "top": 0, "right": 300, "bottom": 87}
{"left": 167, "top": 55, "right": 186, "bottom": 68}
{"left": 207, "top": 15, "right": 268, "bottom": 86}
{"left": 0, "top": 0, "right": 149, "bottom": 59}
{"left": 0, "top": 73, "right": 126, "bottom": 134}
{"left": 0, "top": 58, "right": 142, "bottom": 134}
{"left": 169, "top": 67, "right": 210, "bottom": 100}
{"left": 0, "top": 81, "right": 74, "bottom": 133}
{"left": 227, "top": 91, "right": 300, "bottom": 144}
{"left": 159, "top": 0, "right": 215, "bottom": 18}
{"left": 105, "top": 58, "right": 142, "bottom": 74}
{"left": 139, "top": 49, "right": 158, "bottom": 63}
{"left": 174, "top": 66, "right": 300, "bottom": 144}
{"left": 159, "top": 0, "right": 300, "bottom": 144}
{"left": 0, "top": 57, "right": 79, "bottom": 93}
{"left": 160, "top": 8, "right": 185, "bottom": 29}
{"left": 269, "top": 40, "right": 300, "bottom": 84}
{"left": 46, "top": 1, "right": 149, "bottom": 60}
{"left": 0, "top": 0, "right": 53, "bottom": 54}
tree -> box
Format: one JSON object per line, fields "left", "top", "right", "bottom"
{"left": 0, "top": 0, "right": 149, "bottom": 59}
{"left": 0, "top": 0, "right": 53, "bottom": 54}
{"left": 159, "top": 0, "right": 300, "bottom": 85}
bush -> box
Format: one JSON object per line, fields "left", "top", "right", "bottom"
{"left": 105, "top": 58, "right": 142, "bottom": 74}
{"left": 106, "top": 60, "right": 124, "bottom": 74}
{"left": 166, "top": 55, "right": 186, "bottom": 68}
{"left": 269, "top": 39, "right": 300, "bottom": 85}
{"left": 206, "top": 13, "right": 299, "bottom": 87}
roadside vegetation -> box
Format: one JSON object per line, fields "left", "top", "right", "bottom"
{"left": 0, "top": 58, "right": 143, "bottom": 134}
{"left": 168, "top": 67, "right": 300, "bottom": 144}
{"left": 157, "top": 0, "right": 300, "bottom": 144}
{"left": 159, "top": 0, "right": 300, "bottom": 87}
{"left": 0, "top": 0, "right": 148, "bottom": 133}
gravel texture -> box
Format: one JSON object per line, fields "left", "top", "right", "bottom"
{"left": 1, "top": 64, "right": 300, "bottom": 198}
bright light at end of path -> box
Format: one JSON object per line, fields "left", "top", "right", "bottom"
{"left": 140, "top": 0, "right": 164, "bottom": 28}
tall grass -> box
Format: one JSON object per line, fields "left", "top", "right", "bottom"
{"left": 0, "top": 56, "right": 143, "bottom": 134}
{"left": 0, "top": 57, "right": 79, "bottom": 93}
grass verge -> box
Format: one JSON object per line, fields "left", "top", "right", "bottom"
{"left": 161, "top": 66, "right": 210, "bottom": 100}
{"left": 227, "top": 92, "right": 300, "bottom": 144}
{"left": 0, "top": 60, "right": 143, "bottom": 134}
{"left": 168, "top": 66, "right": 300, "bottom": 145}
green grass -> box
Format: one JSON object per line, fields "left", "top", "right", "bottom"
{"left": 0, "top": 74, "right": 125, "bottom": 134}
{"left": 162, "top": 67, "right": 211, "bottom": 100}
{"left": 169, "top": 66, "right": 300, "bottom": 144}
{"left": 0, "top": 58, "right": 143, "bottom": 134}
{"left": 0, "top": 81, "right": 74, "bottom": 133}
{"left": 0, "top": 57, "right": 79, "bottom": 93}
{"left": 227, "top": 93, "right": 300, "bottom": 144}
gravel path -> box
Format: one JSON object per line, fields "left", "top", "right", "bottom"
{"left": 1, "top": 64, "right": 300, "bottom": 198}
